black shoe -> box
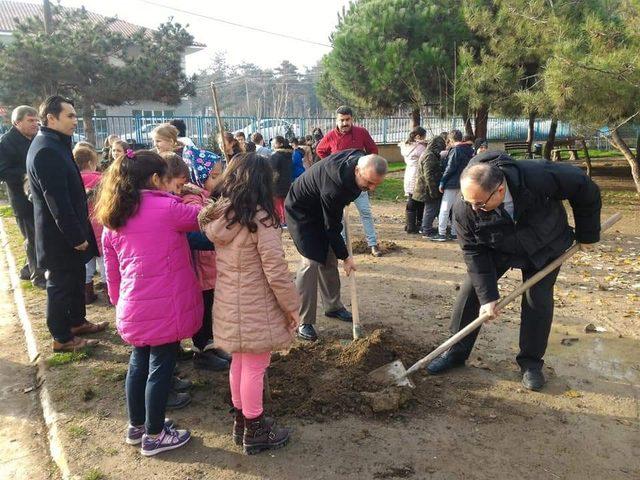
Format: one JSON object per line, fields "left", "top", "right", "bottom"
{"left": 19, "top": 264, "right": 31, "bottom": 281}
{"left": 429, "top": 233, "right": 448, "bottom": 242}
{"left": 32, "top": 277, "right": 47, "bottom": 290}
{"left": 193, "top": 351, "right": 229, "bottom": 371}
{"left": 165, "top": 390, "right": 191, "bottom": 410}
{"left": 176, "top": 344, "right": 194, "bottom": 362}
{"left": 522, "top": 368, "right": 545, "bottom": 391}
{"left": 171, "top": 376, "right": 192, "bottom": 392}
{"left": 297, "top": 324, "right": 318, "bottom": 342}
{"left": 426, "top": 351, "right": 466, "bottom": 375}
{"left": 325, "top": 307, "right": 353, "bottom": 322}
{"left": 447, "top": 234, "right": 458, "bottom": 241}
{"left": 210, "top": 347, "right": 232, "bottom": 362}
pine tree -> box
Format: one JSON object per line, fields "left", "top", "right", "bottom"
{"left": 0, "top": 5, "right": 195, "bottom": 145}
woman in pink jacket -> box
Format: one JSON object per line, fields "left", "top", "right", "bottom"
{"left": 200, "top": 152, "right": 300, "bottom": 455}
{"left": 95, "top": 150, "right": 203, "bottom": 457}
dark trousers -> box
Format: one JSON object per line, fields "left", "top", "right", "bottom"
{"left": 126, "top": 342, "right": 178, "bottom": 435}
{"left": 192, "top": 289, "right": 214, "bottom": 351}
{"left": 45, "top": 266, "right": 87, "bottom": 343}
{"left": 406, "top": 195, "right": 424, "bottom": 229}
{"left": 15, "top": 214, "right": 44, "bottom": 281}
{"left": 421, "top": 199, "right": 441, "bottom": 234}
{"left": 449, "top": 258, "right": 560, "bottom": 370}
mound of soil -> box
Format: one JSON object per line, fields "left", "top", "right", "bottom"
{"left": 267, "top": 328, "right": 435, "bottom": 420}
{"left": 351, "top": 239, "right": 402, "bottom": 255}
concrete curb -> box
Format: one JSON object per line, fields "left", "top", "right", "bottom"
{"left": 0, "top": 218, "right": 73, "bottom": 480}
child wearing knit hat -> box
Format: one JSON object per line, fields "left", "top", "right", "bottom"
{"left": 180, "top": 146, "right": 229, "bottom": 371}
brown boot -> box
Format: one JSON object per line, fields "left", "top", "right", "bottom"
{"left": 243, "top": 414, "right": 290, "bottom": 455}
{"left": 231, "top": 408, "right": 244, "bottom": 446}
{"left": 52, "top": 336, "right": 98, "bottom": 353}
{"left": 84, "top": 282, "right": 98, "bottom": 304}
{"left": 71, "top": 320, "right": 108, "bottom": 336}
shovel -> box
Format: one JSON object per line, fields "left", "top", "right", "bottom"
{"left": 369, "top": 212, "right": 622, "bottom": 388}
{"left": 344, "top": 205, "right": 364, "bottom": 340}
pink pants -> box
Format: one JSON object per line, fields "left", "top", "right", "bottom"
{"left": 274, "top": 196, "right": 286, "bottom": 224}
{"left": 229, "top": 352, "right": 271, "bottom": 419}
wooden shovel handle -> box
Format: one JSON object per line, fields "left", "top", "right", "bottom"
{"left": 344, "top": 206, "right": 362, "bottom": 339}
{"left": 405, "top": 212, "right": 622, "bottom": 376}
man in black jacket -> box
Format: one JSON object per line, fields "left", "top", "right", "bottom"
{"left": 27, "top": 96, "right": 106, "bottom": 352}
{"left": 0, "top": 105, "right": 46, "bottom": 287}
{"left": 285, "top": 149, "right": 388, "bottom": 341}
{"left": 427, "top": 151, "right": 601, "bottom": 390}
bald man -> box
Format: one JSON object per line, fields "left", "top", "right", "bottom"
{"left": 285, "top": 149, "right": 388, "bottom": 341}
{"left": 427, "top": 151, "right": 601, "bottom": 390}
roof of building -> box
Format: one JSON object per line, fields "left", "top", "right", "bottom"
{"left": 0, "top": 1, "right": 205, "bottom": 48}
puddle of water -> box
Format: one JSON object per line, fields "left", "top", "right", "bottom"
{"left": 548, "top": 325, "right": 640, "bottom": 386}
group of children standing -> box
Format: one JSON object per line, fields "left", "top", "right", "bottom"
{"left": 400, "top": 128, "right": 485, "bottom": 241}
{"left": 72, "top": 122, "right": 301, "bottom": 457}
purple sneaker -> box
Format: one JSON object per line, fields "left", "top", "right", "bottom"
{"left": 140, "top": 426, "right": 191, "bottom": 456}
{"left": 126, "top": 418, "right": 175, "bottom": 445}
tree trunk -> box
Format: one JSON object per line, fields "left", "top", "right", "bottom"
{"left": 82, "top": 108, "right": 96, "bottom": 146}
{"left": 463, "top": 112, "right": 474, "bottom": 137}
{"left": 578, "top": 136, "right": 592, "bottom": 177}
{"left": 474, "top": 104, "right": 489, "bottom": 140}
{"left": 410, "top": 107, "right": 421, "bottom": 128}
{"left": 611, "top": 129, "right": 640, "bottom": 193}
{"left": 526, "top": 111, "right": 536, "bottom": 150}
{"left": 543, "top": 117, "right": 558, "bottom": 160}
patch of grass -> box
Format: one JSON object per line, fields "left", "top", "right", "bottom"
{"left": 95, "top": 366, "right": 127, "bottom": 383}
{"left": 46, "top": 351, "right": 89, "bottom": 367}
{"left": 83, "top": 468, "right": 105, "bottom": 480}
{"left": 371, "top": 177, "right": 404, "bottom": 202}
{"left": 387, "top": 161, "right": 406, "bottom": 173}
{"left": 68, "top": 424, "right": 88, "bottom": 439}
{"left": 0, "top": 204, "right": 13, "bottom": 217}
{"left": 586, "top": 149, "right": 621, "bottom": 159}
{"left": 601, "top": 189, "right": 639, "bottom": 207}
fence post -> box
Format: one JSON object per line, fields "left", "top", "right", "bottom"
{"left": 383, "top": 118, "right": 388, "bottom": 144}
{"left": 194, "top": 117, "right": 202, "bottom": 146}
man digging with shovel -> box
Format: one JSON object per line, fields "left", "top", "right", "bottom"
{"left": 426, "top": 151, "right": 602, "bottom": 391}
{"left": 285, "top": 149, "right": 388, "bottom": 342}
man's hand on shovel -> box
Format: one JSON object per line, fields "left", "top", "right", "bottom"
{"left": 480, "top": 300, "right": 500, "bottom": 323}
{"left": 343, "top": 256, "right": 357, "bottom": 277}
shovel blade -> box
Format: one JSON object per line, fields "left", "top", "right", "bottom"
{"left": 368, "top": 359, "right": 415, "bottom": 388}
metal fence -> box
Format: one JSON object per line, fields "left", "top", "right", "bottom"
{"left": 76, "top": 115, "right": 578, "bottom": 148}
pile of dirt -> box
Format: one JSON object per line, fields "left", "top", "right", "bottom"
{"left": 267, "top": 328, "right": 435, "bottom": 420}
{"left": 352, "top": 238, "right": 402, "bottom": 255}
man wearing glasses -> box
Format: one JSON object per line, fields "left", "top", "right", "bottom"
{"left": 426, "top": 151, "right": 601, "bottom": 391}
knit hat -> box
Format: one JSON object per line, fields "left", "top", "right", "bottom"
{"left": 183, "top": 146, "right": 221, "bottom": 188}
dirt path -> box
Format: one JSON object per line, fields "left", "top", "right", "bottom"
{"left": 0, "top": 248, "right": 58, "bottom": 479}
{"left": 0, "top": 194, "right": 638, "bottom": 479}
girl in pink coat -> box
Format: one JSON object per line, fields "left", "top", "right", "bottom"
{"left": 95, "top": 150, "right": 203, "bottom": 457}
{"left": 200, "top": 152, "right": 300, "bottom": 455}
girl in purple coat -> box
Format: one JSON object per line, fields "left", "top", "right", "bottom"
{"left": 95, "top": 150, "right": 203, "bottom": 456}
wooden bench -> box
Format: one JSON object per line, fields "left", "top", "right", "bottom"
{"left": 551, "top": 138, "right": 580, "bottom": 161}
{"left": 504, "top": 141, "right": 533, "bottom": 159}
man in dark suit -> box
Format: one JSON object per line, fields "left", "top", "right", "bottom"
{"left": 426, "top": 151, "right": 601, "bottom": 390}
{"left": 285, "top": 149, "right": 388, "bottom": 341}
{"left": 0, "top": 105, "right": 46, "bottom": 287}
{"left": 27, "top": 96, "right": 106, "bottom": 352}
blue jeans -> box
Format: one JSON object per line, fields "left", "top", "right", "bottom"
{"left": 352, "top": 191, "right": 378, "bottom": 247}
{"left": 125, "top": 342, "right": 178, "bottom": 435}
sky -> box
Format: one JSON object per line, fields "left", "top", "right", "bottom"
{"left": 57, "top": 0, "right": 352, "bottom": 74}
